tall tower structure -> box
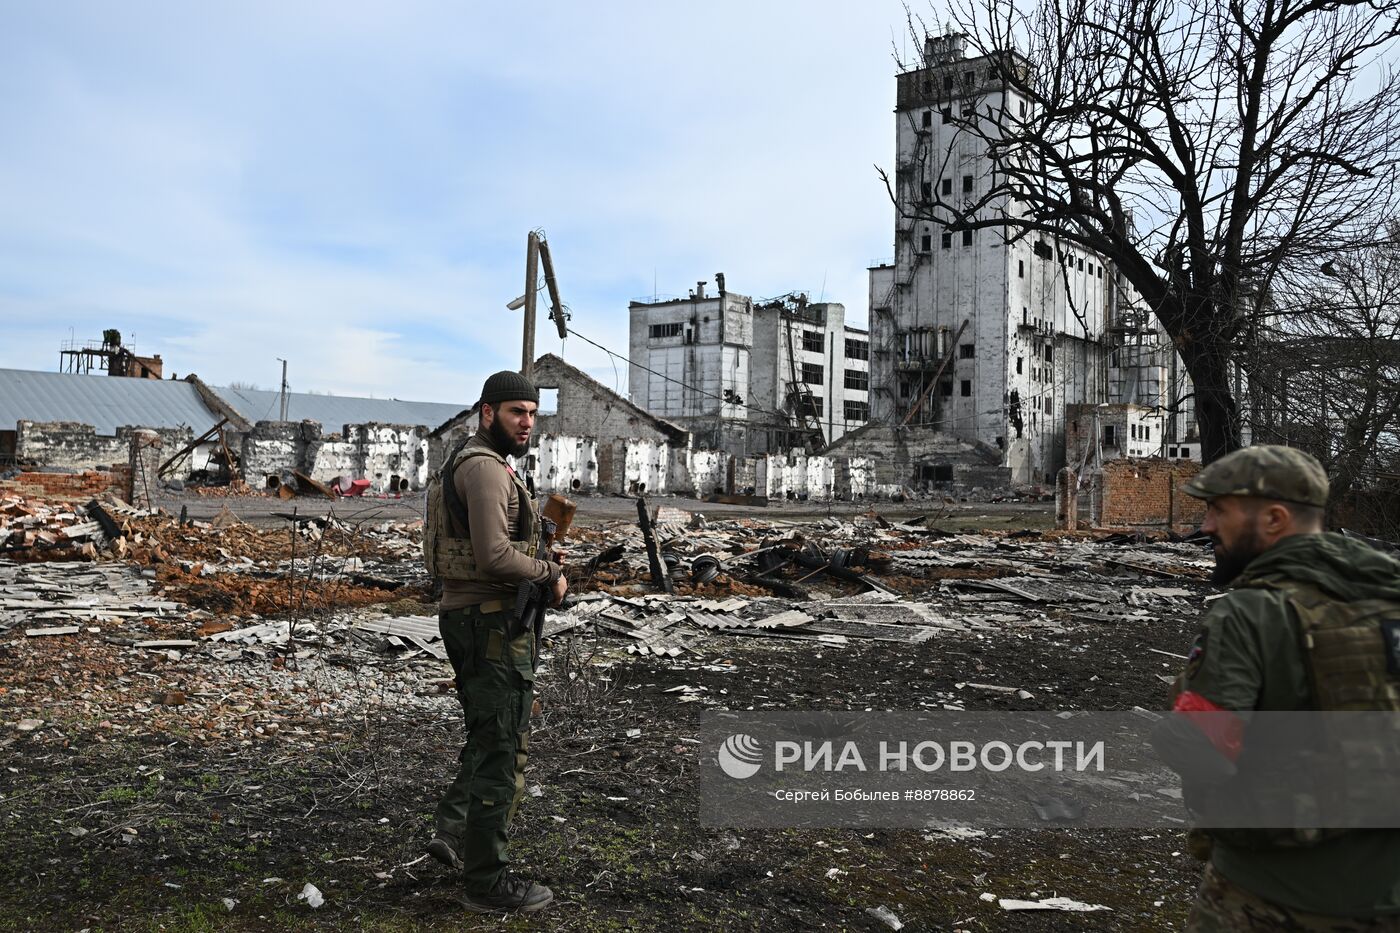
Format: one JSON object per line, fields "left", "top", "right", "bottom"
{"left": 869, "top": 32, "right": 1113, "bottom": 483}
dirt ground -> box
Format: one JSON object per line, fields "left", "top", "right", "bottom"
{"left": 0, "top": 497, "right": 1208, "bottom": 932}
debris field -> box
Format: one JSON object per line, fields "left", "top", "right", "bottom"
{"left": 1, "top": 490, "right": 1216, "bottom": 930}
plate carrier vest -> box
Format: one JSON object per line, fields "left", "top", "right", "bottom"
{"left": 422, "top": 440, "right": 539, "bottom": 582}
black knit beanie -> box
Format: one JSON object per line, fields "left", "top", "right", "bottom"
{"left": 479, "top": 370, "right": 539, "bottom": 407}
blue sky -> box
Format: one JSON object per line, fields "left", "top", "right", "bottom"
{"left": 0, "top": 2, "right": 913, "bottom": 405}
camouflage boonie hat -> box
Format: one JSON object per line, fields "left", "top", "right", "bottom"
{"left": 1180, "top": 445, "right": 1329, "bottom": 507}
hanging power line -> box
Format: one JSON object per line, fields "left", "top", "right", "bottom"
{"left": 563, "top": 325, "right": 792, "bottom": 421}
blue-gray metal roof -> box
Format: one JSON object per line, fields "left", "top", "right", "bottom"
{"left": 213, "top": 386, "right": 467, "bottom": 432}
{"left": 0, "top": 368, "right": 221, "bottom": 435}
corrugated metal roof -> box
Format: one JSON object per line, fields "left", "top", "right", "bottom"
{"left": 0, "top": 368, "right": 221, "bottom": 435}
{"left": 213, "top": 386, "right": 467, "bottom": 432}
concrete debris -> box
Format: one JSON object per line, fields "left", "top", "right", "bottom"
{"left": 544, "top": 516, "right": 1213, "bottom": 654}
{"left": 865, "top": 905, "right": 904, "bottom": 929}
{"left": 998, "top": 896, "right": 1111, "bottom": 912}
{"left": 25, "top": 625, "right": 81, "bottom": 637}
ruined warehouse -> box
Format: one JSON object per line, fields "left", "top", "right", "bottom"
{"left": 0, "top": 368, "right": 461, "bottom": 494}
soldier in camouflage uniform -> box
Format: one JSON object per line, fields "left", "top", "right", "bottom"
{"left": 1164, "top": 445, "right": 1400, "bottom": 931}
{"left": 421, "top": 370, "right": 565, "bottom": 914}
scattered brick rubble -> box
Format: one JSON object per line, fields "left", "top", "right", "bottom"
{"left": 1, "top": 489, "right": 1220, "bottom": 748}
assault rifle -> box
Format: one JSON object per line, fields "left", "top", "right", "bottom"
{"left": 513, "top": 495, "right": 576, "bottom": 667}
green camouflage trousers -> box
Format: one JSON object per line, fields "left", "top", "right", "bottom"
{"left": 1188, "top": 864, "right": 1400, "bottom": 932}
{"left": 434, "top": 603, "right": 534, "bottom": 894}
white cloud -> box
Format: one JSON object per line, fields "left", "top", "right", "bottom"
{"left": 0, "top": 0, "right": 910, "bottom": 403}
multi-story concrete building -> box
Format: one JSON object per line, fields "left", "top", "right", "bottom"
{"left": 869, "top": 32, "right": 1129, "bottom": 484}
{"left": 628, "top": 278, "right": 869, "bottom": 455}
{"left": 869, "top": 31, "right": 1208, "bottom": 486}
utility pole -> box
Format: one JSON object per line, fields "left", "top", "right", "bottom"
{"left": 522, "top": 232, "right": 540, "bottom": 379}
{"left": 516, "top": 230, "right": 568, "bottom": 380}
{"left": 277, "top": 358, "right": 289, "bottom": 421}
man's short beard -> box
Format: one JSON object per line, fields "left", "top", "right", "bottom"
{"left": 487, "top": 416, "right": 530, "bottom": 458}
{"left": 1211, "top": 524, "right": 1265, "bottom": 585}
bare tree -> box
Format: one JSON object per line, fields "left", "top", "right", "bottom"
{"left": 889, "top": 0, "right": 1400, "bottom": 462}
{"left": 1251, "top": 222, "right": 1400, "bottom": 521}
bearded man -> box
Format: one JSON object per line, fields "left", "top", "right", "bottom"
{"left": 422, "top": 370, "right": 565, "bottom": 914}
{"left": 1160, "top": 445, "right": 1400, "bottom": 931}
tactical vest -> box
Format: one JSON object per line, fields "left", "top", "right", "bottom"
{"left": 1246, "top": 578, "right": 1400, "bottom": 712}
{"left": 1201, "top": 577, "right": 1400, "bottom": 852}
{"left": 422, "top": 441, "right": 539, "bottom": 582}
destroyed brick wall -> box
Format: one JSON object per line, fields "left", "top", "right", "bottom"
{"left": 533, "top": 353, "right": 688, "bottom": 449}
{"left": 535, "top": 434, "right": 599, "bottom": 494}
{"left": 757, "top": 453, "right": 836, "bottom": 501}
{"left": 0, "top": 467, "right": 132, "bottom": 502}
{"left": 346, "top": 423, "right": 428, "bottom": 492}
{"left": 15, "top": 421, "right": 193, "bottom": 473}
{"left": 241, "top": 420, "right": 431, "bottom": 493}
{"left": 240, "top": 420, "right": 322, "bottom": 482}
{"left": 1097, "top": 458, "right": 1204, "bottom": 531}
{"left": 673, "top": 448, "right": 729, "bottom": 498}
{"left": 823, "top": 423, "right": 1013, "bottom": 493}
{"left": 622, "top": 439, "right": 671, "bottom": 495}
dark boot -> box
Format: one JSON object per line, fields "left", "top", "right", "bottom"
{"left": 426, "top": 833, "right": 463, "bottom": 871}
{"left": 460, "top": 874, "right": 553, "bottom": 914}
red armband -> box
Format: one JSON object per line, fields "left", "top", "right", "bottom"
{"left": 1171, "top": 691, "right": 1244, "bottom": 762}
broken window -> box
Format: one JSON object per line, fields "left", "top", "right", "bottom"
{"left": 941, "top": 107, "right": 952, "bottom": 124}
{"left": 538, "top": 387, "right": 559, "bottom": 415}
{"left": 959, "top": 343, "right": 975, "bottom": 359}
{"left": 649, "top": 322, "right": 683, "bottom": 339}
{"left": 1044, "top": 397, "right": 1052, "bottom": 414}
{"left": 942, "top": 178, "right": 952, "bottom": 196}
{"left": 844, "top": 400, "right": 869, "bottom": 422}
{"left": 1018, "top": 259, "right": 1024, "bottom": 278}
{"left": 962, "top": 229, "right": 973, "bottom": 246}
{"left": 802, "top": 330, "right": 824, "bottom": 353}
{"left": 801, "top": 362, "right": 824, "bottom": 385}
{"left": 920, "top": 232, "right": 932, "bottom": 253}
{"left": 962, "top": 174, "right": 973, "bottom": 193}
{"left": 960, "top": 379, "right": 972, "bottom": 397}
{"left": 941, "top": 232, "right": 952, "bottom": 249}
{"left": 1016, "top": 357, "right": 1023, "bottom": 375}
{"left": 921, "top": 181, "right": 932, "bottom": 201}
{"left": 922, "top": 109, "right": 933, "bottom": 127}
{"left": 943, "top": 74, "right": 954, "bottom": 93}
{"left": 1078, "top": 257, "right": 1085, "bottom": 272}
{"left": 939, "top": 378, "right": 953, "bottom": 396}
{"left": 1104, "top": 425, "right": 1117, "bottom": 446}
{"left": 1034, "top": 240, "right": 1053, "bottom": 260}
{"left": 924, "top": 464, "right": 955, "bottom": 484}
{"left": 844, "top": 338, "right": 869, "bottom": 360}
{"left": 1044, "top": 344, "right": 1054, "bottom": 362}
{"left": 843, "top": 369, "right": 868, "bottom": 391}
{"left": 1019, "top": 100, "right": 1027, "bottom": 117}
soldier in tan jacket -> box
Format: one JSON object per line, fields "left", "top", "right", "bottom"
{"left": 422, "top": 370, "right": 564, "bottom": 914}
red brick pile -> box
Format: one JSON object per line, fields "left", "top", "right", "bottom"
{"left": 0, "top": 468, "right": 131, "bottom": 503}
{"left": 0, "top": 495, "right": 114, "bottom": 561}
